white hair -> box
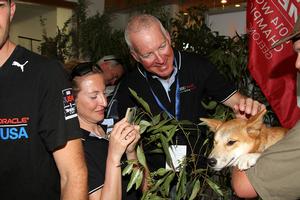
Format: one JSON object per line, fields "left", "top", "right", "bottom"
{"left": 124, "top": 14, "right": 168, "bottom": 51}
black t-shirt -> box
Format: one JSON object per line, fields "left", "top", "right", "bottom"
{"left": 81, "top": 128, "right": 137, "bottom": 200}
{"left": 115, "top": 49, "right": 237, "bottom": 170}
{"left": 82, "top": 129, "right": 108, "bottom": 194}
{"left": 0, "top": 46, "right": 82, "bottom": 199}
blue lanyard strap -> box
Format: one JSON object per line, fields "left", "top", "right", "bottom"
{"left": 144, "top": 59, "right": 181, "bottom": 120}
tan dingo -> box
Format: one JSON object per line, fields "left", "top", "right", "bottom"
{"left": 200, "top": 109, "right": 288, "bottom": 171}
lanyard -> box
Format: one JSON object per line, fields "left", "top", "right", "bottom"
{"left": 144, "top": 58, "right": 180, "bottom": 120}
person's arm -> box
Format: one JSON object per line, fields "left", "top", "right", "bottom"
{"left": 222, "top": 92, "right": 265, "bottom": 118}
{"left": 89, "top": 151, "right": 124, "bottom": 200}
{"left": 53, "top": 138, "right": 88, "bottom": 200}
{"left": 231, "top": 167, "right": 257, "bottom": 198}
{"left": 89, "top": 119, "right": 138, "bottom": 200}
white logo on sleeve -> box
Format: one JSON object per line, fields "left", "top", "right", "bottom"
{"left": 62, "top": 88, "right": 78, "bottom": 120}
{"left": 12, "top": 61, "right": 28, "bottom": 72}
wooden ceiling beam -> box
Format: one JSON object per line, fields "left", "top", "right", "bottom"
{"left": 17, "top": 0, "right": 77, "bottom": 8}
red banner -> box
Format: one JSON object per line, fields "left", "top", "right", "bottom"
{"left": 246, "top": 0, "right": 300, "bottom": 128}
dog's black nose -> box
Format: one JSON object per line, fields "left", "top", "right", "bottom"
{"left": 207, "top": 158, "right": 217, "bottom": 167}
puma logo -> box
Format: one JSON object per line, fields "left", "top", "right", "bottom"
{"left": 12, "top": 61, "right": 28, "bottom": 72}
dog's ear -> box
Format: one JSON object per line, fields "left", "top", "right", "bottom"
{"left": 200, "top": 118, "right": 223, "bottom": 132}
{"left": 246, "top": 109, "right": 267, "bottom": 136}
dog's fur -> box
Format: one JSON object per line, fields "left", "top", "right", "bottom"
{"left": 200, "top": 109, "right": 288, "bottom": 171}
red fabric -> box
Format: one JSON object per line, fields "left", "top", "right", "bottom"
{"left": 246, "top": 0, "right": 300, "bottom": 128}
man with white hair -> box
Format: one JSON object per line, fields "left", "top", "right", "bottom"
{"left": 116, "top": 14, "right": 265, "bottom": 172}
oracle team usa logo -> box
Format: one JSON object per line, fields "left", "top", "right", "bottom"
{"left": 62, "top": 88, "right": 77, "bottom": 120}
{"left": 0, "top": 117, "right": 29, "bottom": 140}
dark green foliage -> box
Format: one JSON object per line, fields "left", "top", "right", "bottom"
{"left": 40, "top": 0, "right": 130, "bottom": 64}
{"left": 39, "top": 17, "right": 72, "bottom": 62}
{"left": 78, "top": 13, "right": 113, "bottom": 60}
{"left": 171, "top": 6, "right": 216, "bottom": 56}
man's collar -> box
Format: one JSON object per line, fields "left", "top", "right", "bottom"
{"left": 152, "top": 66, "right": 177, "bottom": 82}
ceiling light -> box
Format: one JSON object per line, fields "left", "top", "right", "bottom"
{"left": 235, "top": 4, "right": 241, "bottom": 7}
{"left": 221, "top": 0, "right": 227, "bottom": 3}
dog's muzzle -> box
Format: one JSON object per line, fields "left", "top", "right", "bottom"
{"left": 207, "top": 157, "right": 217, "bottom": 167}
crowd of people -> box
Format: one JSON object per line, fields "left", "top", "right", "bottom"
{"left": 1, "top": 0, "right": 300, "bottom": 199}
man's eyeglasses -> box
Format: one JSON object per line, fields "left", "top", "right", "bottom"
{"left": 70, "top": 62, "right": 102, "bottom": 80}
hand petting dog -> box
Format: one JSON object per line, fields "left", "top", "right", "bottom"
{"left": 233, "top": 98, "right": 266, "bottom": 119}
{"left": 222, "top": 93, "right": 265, "bottom": 119}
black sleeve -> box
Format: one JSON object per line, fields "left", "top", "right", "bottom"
{"left": 201, "top": 58, "right": 237, "bottom": 102}
{"left": 38, "top": 60, "right": 82, "bottom": 151}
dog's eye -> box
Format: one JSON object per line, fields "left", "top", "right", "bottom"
{"left": 227, "top": 140, "right": 236, "bottom": 146}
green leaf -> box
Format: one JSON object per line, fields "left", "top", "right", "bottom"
{"left": 147, "top": 195, "right": 165, "bottom": 200}
{"left": 135, "top": 169, "right": 143, "bottom": 190}
{"left": 137, "top": 145, "right": 147, "bottom": 168}
{"left": 206, "top": 178, "right": 223, "bottom": 196}
{"left": 156, "top": 168, "right": 168, "bottom": 176}
{"left": 139, "top": 120, "right": 152, "bottom": 134}
{"left": 127, "top": 168, "right": 142, "bottom": 192}
{"left": 161, "top": 172, "right": 175, "bottom": 196}
{"left": 176, "top": 166, "right": 187, "bottom": 199}
{"left": 193, "top": 168, "right": 207, "bottom": 174}
{"left": 147, "top": 134, "right": 161, "bottom": 144}
{"left": 129, "top": 88, "right": 151, "bottom": 114}
{"left": 161, "top": 112, "right": 169, "bottom": 120}
{"left": 177, "top": 120, "right": 194, "bottom": 125}
{"left": 149, "top": 177, "right": 165, "bottom": 192}
{"left": 189, "top": 179, "right": 200, "bottom": 200}
{"left": 152, "top": 124, "right": 175, "bottom": 134}
{"left": 160, "top": 135, "right": 173, "bottom": 169}
{"left": 201, "top": 100, "right": 217, "bottom": 110}
{"left": 151, "top": 114, "right": 161, "bottom": 125}
{"left": 166, "top": 125, "right": 177, "bottom": 141}
{"left": 149, "top": 149, "right": 163, "bottom": 154}
{"left": 148, "top": 119, "right": 172, "bottom": 132}
{"left": 122, "top": 163, "right": 133, "bottom": 176}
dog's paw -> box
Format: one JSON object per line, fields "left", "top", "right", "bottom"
{"left": 234, "top": 153, "right": 261, "bottom": 170}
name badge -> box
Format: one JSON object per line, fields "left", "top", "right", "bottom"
{"left": 101, "top": 118, "right": 114, "bottom": 133}
{"left": 166, "top": 145, "right": 187, "bottom": 171}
